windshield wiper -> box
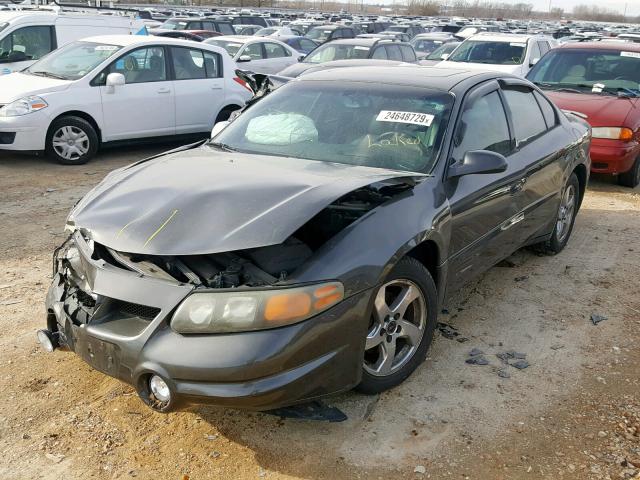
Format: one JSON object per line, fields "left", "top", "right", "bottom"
{"left": 29, "top": 71, "right": 69, "bottom": 80}
{"left": 209, "top": 141, "right": 238, "bottom": 152}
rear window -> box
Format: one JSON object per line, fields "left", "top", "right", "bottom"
{"left": 448, "top": 40, "right": 526, "bottom": 65}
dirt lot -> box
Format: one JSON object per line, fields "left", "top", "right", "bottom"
{"left": 0, "top": 146, "right": 638, "bottom": 480}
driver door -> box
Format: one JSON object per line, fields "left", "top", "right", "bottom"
{"left": 97, "top": 46, "right": 175, "bottom": 141}
{"left": 445, "top": 81, "right": 527, "bottom": 292}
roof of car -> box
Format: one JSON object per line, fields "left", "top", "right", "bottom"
{"left": 297, "top": 65, "right": 499, "bottom": 91}
{"left": 466, "top": 32, "right": 540, "bottom": 42}
{"left": 309, "top": 24, "right": 342, "bottom": 30}
{"left": 82, "top": 34, "right": 217, "bottom": 48}
{"left": 557, "top": 41, "right": 640, "bottom": 51}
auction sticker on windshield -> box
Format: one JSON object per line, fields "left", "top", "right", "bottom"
{"left": 620, "top": 51, "right": 640, "bottom": 59}
{"left": 95, "top": 45, "right": 119, "bottom": 51}
{"left": 376, "top": 111, "right": 434, "bottom": 127}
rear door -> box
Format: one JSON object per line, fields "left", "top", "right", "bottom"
{"left": 498, "top": 80, "right": 566, "bottom": 243}
{"left": 445, "top": 81, "right": 526, "bottom": 291}
{"left": 170, "top": 46, "right": 225, "bottom": 133}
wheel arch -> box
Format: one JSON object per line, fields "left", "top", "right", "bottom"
{"left": 572, "top": 163, "right": 587, "bottom": 208}
{"left": 404, "top": 239, "right": 440, "bottom": 291}
{"left": 215, "top": 104, "right": 243, "bottom": 123}
{"left": 48, "top": 111, "right": 102, "bottom": 144}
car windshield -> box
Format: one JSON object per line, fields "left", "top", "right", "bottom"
{"left": 412, "top": 38, "right": 445, "bottom": 54}
{"left": 212, "top": 82, "right": 454, "bottom": 174}
{"left": 447, "top": 40, "right": 526, "bottom": 65}
{"left": 161, "top": 19, "right": 189, "bottom": 31}
{"left": 304, "top": 43, "right": 370, "bottom": 63}
{"left": 306, "top": 28, "right": 333, "bottom": 42}
{"left": 426, "top": 42, "right": 458, "bottom": 60}
{"left": 528, "top": 48, "right": 640, "bottom": 96}
{"left": 205, "top": 39, "right": 244, "bottom": 57}
{"left": 25, "top": 41, "right": 120, "bottom": 80}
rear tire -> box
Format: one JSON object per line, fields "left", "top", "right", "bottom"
{"left": 356, "top": 257, "right": 437, "bottom": 394}
{"left": 46, "top": 116, "right": 98, "bottom": 165}
{"left": 215, "top": 105, "right": 241, "bottom": 124}
{"left": 618, "top": 157, "right": 640, "bottom": 188}
{"left": 536, "top": 173, "right": 580, "bottom": 255}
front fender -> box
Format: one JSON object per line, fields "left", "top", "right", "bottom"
{"left": 291, "top": 179, "right": 450, "bottom": 297}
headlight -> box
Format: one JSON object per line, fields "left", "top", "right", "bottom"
{"left": 0, "top": 96, "right": 48, "bottom": 117}
{"left": 171, "top": 282, "right": 344, "bottom": 334}
{"left": 591, "top": 127, "right": 634, "bottom": 141}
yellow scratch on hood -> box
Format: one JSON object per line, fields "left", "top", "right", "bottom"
{"left": 117, "top": 210, "right": 152, "bottom": 239}
{"left": 143, "top": 209, "right": 179, "bottom": 248}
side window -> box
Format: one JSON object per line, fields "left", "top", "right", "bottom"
{"left": 538, "top": 41, "right": 550, "bottom": 55}
{"left": 300, "top": 39, "right": 316, "bottom": 51}
{"left": 171, "top": 47, "right": 206, "bottom": 80}
{"left": 242, "top": 43, "right": 264, "bottom": 60}
{"left": 384, "top": 44, "right": 402, "bottom": 61}
{"left": 528, "top": 40, "right": 541, "bottom": 63}
{"left": 331, "top": 29, "right": 342, "bottom": 39}
{"left": 106, "top": 47, "right": 166, "bottom": 84}
{"left": 502, "top": 88, "right": 547, "bottom": 145}
{"left": 201, "top": 21, "right": 214, "bottom": 31}
{"left": 400, "top": 45, "right": 417, "bottom": 62}
{"left": 188, "top": 21, "right": 202, "bottom": 30}
{"left": 371, "top": 46, "right": 387, "bottom": 59}
{"left": 454, "top": 90, "right": 511, "bottom": 159}
{"left": 265, "top": 42, "right": 288, "bottom": 58}
{"left": 343, "top": 29, "right": 355, "bottom": 39}
{"left": 217, "top": 22, "right": 235, "bottom": 35}
{"left": 203, "top": 51, "right": 222, "bottom": 78}
{"left": 533, "top": 90, "right": 557, "bottom": 129}
{"left": 0, "top": 26, "right": 53, "bottom": 61}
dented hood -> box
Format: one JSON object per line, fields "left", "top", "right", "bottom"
{"left": 69, "top": 145, "right": 422, "bottom": 256}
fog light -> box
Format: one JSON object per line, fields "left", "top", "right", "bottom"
{"left": 149, "top": 375, "right": 171, "bottom": 403}
{"left": 36, "top": 329, "right": 55, "bottom": 353}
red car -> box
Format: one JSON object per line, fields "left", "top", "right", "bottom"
{"left": 527, "top": 42, "right": 640, "bottom": 187}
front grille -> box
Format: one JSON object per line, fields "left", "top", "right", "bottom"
{"left": 112, "top": 300, "right": 160, "bottom": 321}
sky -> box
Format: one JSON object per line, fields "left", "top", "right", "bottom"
{"left": 480, "top": 0, "right": 639, "bottom": 16}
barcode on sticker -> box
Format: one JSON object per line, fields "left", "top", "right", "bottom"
{"left": 376, "top": 110, "right": 434, "bottom": 126}
{"left": 621, "top": 51, "right": 640, "bottom": 59}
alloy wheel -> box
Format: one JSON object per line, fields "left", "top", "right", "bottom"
{"left": 52, "top": 126, "right": 90, "bottom": 162}
{"left": 363, "top": 279, "right": 427, "bottom": 377}
{"left": 556, "top": 183, "right": 576, "bottom": 243}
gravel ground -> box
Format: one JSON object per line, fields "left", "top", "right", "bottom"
{"left": 0, "top": 146, "right": 638, "bottom": 480}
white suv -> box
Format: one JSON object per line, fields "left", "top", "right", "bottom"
{"left": 436, "top": 33, "right": 557, "bottom": 77}
{"left": 0, "top": 35, "right": 253, "bottom": 164}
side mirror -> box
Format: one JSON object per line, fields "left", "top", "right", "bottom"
{"left": 448, "top": 150, "right": 508, "bottom": 178}
{"left": 7, "top": 51, "right": 28, "bottom": 62}
{"left": 298, "top": 54, "right": 306, "bottom": 62}
{"left": 105, "top": 72, "right": 125, "bottom": 93}
{"left": 211, "top": 120, "right": 230, "bottom": 138}
{"left": 529, "top": 57, "right": 540, "bottom": 67}
{"left": 238, "top": 55, "right": 252, "bottom": 63}
{"left": 441, "top": 53, "right": 450, "bottom": 60}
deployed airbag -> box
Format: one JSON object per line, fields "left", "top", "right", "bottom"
{"left": 245, "top": 114, "right": 318, "bottom": 145}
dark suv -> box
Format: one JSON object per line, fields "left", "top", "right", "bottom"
{"left": 156, "top": 17, "right": 236, "bottom": 35}
{"left": 306, "top": 25, "right": 357, "bottom": 44}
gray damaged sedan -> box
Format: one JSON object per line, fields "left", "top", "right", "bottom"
{"left": 42, "top": 66, "right": 591, "bottom": 412}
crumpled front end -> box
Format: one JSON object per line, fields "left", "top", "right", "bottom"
{"left": 44, "top": 230, "right": 371, "bottom": 411}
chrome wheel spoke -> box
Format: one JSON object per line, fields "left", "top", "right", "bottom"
{"left": 373, "top": 284, "right": 391, "bottom": 323}
{"left": 376, "top": 339, "right": 396, "bottom": 375}
{"left": 389, "top": 284, "right": 419, "bottom": 318}
{"left": 365, "top": 326, "right": 383, "bottom": 350}
{"left": 397, "top": 319, "right": 422, "bottom": 346}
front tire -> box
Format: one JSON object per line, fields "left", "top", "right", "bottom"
{"left": 618, "top": 157, "right": 640, "bottom": 188}
{"left": 356, "top": 257, "right": 437, "bottom": 394}
{"left": 46, "top": 116, "right": 99, "bottom": 165}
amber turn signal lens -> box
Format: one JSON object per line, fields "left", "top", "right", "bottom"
{"left": 313, "top": 284, "right": 344, "bottom": 310}
{"left": 619, "top": 128, "right": 634, "bottom": 141}
{"left": 264, "top": 292, "right": 312, "bottom": 322}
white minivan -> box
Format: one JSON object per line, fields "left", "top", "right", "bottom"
{"left": 0, "top": 11, "right": 146, "bottom": 75}
{"left": 0, "top": 35, "right": 253, "bottom": 164}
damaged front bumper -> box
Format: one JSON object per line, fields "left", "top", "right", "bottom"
{"left": 44, "top": 232, "right": 370, "bottom": 411}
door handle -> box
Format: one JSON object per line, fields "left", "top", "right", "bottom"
{"left": 157, "top": 88, "right": 171, "bottom": 94}
{"left": 211, "top": 86, "right": 223, "bottom": 90}
{"left": 510, "top": 178, "right": 527, "bottom": 194}
{"left": 501, "top": 212, "right": 525, "bottom": 231}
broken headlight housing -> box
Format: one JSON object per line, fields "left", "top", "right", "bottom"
{"left": 171, "top": 282, "right": 344, "bottom": 334}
